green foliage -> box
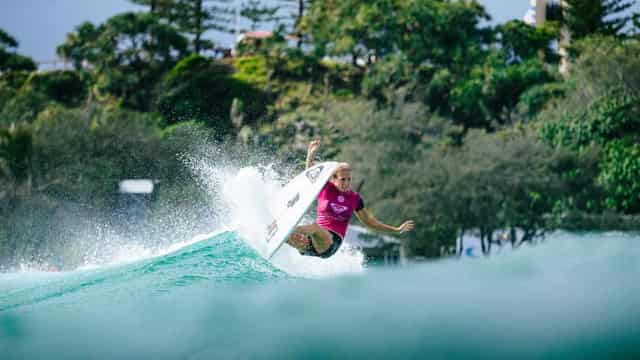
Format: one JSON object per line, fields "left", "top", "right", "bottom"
{"left": 538, "top": 36, "right": 640, "bottom": 214}
{"left": 426, "top": 128, "right": 566, "bottom": 246}
{"left": 23, "top": 71, "right": 87, "bottom": 107}
{"left": 55, "top": 22, "right": 101, "bottom": 70}
{"left": 0, "top": 71, "right": 31, "bottom": 90}
{"left": 156, "top": 54, "right": 267, "bottom": 130}
{"left": 230, "top": 56, "right": 269, "bottom": 86}
{"left": 241, "top": 0, "right": 280, "bottom": 31}
{"left": 0, "top": 87, "right": 49, "bottom": 124}
{"left": 482, "top": 59, "right": 556, "bottom": 125}
{"left": 496, "top": 20, "right": 559, "bottom": 63}
{"left": 0, "top": 122, "right": 33, "bottom": 189}
{"left": 395, "top": 0, "right": 491, "bottom": 70}
{"left": 540, "top": 90, "right": 640, "bottom": 213}
{"left": 30, "top": 105, "right": 166, "bottom": 202}
{"left": 600, "top": 141, "right": 640, "bottom": 212}
{"left": 0, "top": 50, "right": 37, "bottom": 73}
{"left": 563, "top": 0, "right": 634, "bottom": 40}
{"left": 569, "top": 36, "right": 640, "bottom": 95}
{"left": 517, "top": 82, "right": 566, "bottom": 118}
{"left": 57, "top": 13, "right": 189, "bottom": 111}
{"left": 0, "top": 28, "right": 18, "bottom": 48}
{"left": 173, "top": 0, "right": 234, "bottom": 53}
{"left": 0, "top": 28, "right": 36, "bottom": 73}
{"left": 0, "top": 71, "right": 87, "bottom": 124}
{"left": 302, "top": 0, "right": 491, "bottom": 70}
{"left": 130, "top": 0, "right": 180, "bottom": 20}
{"left": 362, "top": 53, "right": 433, "bottom": 104}
{"left": 541, "top": 92, "right": 640, "bottom": 148}
{"left": 446, "top": 57, "right": 555, "bottom": 128}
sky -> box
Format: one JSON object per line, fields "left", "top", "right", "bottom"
{"left": 1, "top": 0, "right": 634, "bottom": 64}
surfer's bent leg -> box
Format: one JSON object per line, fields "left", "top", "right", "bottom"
{"left": 287, "top": 223, "right": 334, "bottom": 255}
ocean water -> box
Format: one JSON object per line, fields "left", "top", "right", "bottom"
{"left": 1, "top": 162, "right": 639, "bottom": 359}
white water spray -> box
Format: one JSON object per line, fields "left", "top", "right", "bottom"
{"left": 215, "top": 163, "right": 366, "bottom": 278}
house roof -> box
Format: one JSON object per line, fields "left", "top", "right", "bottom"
{"left": 236, "top": 31, "right": 300, "bottom": 43}
{"left": 243, "top": 31, "right": 273, "bottom": 39}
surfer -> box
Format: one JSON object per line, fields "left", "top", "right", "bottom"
{"left": 287, "top": 140, "right": 415, "bottom": 258}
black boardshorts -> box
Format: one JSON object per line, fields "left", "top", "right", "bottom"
{"left": 299, "top": 230, "right": 343, "bottom": 259}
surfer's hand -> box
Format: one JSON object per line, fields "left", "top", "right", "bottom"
{"left": 397, "top": 220, "right": 415, "bottom": 234}
{"left": 307, "top": 139, "right": 320, "bottom": 157}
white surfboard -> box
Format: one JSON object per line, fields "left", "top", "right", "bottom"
{"left": 265, "top": 161, "right": 339, "bottom": 259}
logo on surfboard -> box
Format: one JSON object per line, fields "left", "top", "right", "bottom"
{"left": 305, "top": 165, "right": 324, "bottom": 183}
{"left": 266, "top": 220, "right": 278, "bottom": 243}
{"left": 287, "top": 193, "right": 300, "bottom": 208}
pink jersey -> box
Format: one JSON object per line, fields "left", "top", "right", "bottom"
{"left": 316, "top": 182, "right": 364, "bottom": 238}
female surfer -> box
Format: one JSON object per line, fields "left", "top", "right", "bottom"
{"left": 286, "top": 139, "right": 415, "bottom": 258}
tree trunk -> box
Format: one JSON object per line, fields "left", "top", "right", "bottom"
{"left": 296, "top": 0, "right": 304, "bottom": 47}
{"left": 195, "top": 0, "right": 203, "bottom": 54}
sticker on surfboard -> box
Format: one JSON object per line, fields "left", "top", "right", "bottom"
{"left": 264, "top": 162, "right": 339, "bottom": 259}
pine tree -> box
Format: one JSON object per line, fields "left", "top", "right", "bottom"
{"left": 277, "top": 0, "right": 314, "bottom": 46}
{"left": 562, "top": 0, "right": 635, "bottom": 40}
{"left": 130, "top": 0, "right": 180, "bottom": 24}
{"left": 174, "top": 0, "right": 234, "bottom": 53}
{"left": 0, "top": 27, "right": 36, "bottom": 72}
{"left": 131, "top": 0, "right": 233, "bottom": 53}
{"left": 240, "top": 0, "right": 280, "bottom": 31}
{"left": 278, "top": 0, "right": 309, "bottom": 29}
{"left": 0, "top": 28, "right": 19, "bottom": 49}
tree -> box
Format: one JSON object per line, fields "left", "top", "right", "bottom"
{"left": 0, "top": 27, "right": 36, "bottom": 73}
{"left": 0, "top": 122, "right": 33, "bottom": 197}
{"left": 130, "top": 0, "right": 179, "bottom": 22}
{"left": 496, "top": 20, "right": 559, "bottom": 63}
{"left": 173, "top": 0, "right": 234, "bottom": 54}
{"left": 562, "top": 0, "right": 635, "bottom": 40}
{"left": 301, "top": 0, "right": 491, "bottom": 71}
{"left": 539, "top": 37, "right": 640, "bottom": 214}
{"left": 301, "top": 0, "right": 402, "bottom": 65}
{"left": 276, "top": 0, "right": 314, "bottom": 47}
{"left": 131, "top": 0, "right": 234, "bottom": 53}
{"left": 241, "top": 0, "right": 280, "bottom": 31}
{"left": 22, "top": 71, "right": 87, "bottom": 107}
{"left": 0, "top": 28, "right": 18, "bottom": 48}
{"left": 279, "top": 0, "right": 310, "bottom": 28}
{"left": 156, "top": 54, "right": 267, "bottom": 130}
{"left": 57, "top": 13, "right": 189, "bottom": 110}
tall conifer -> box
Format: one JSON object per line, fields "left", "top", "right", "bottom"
{"left": 562, "top": 0, "right": 635, "bottom": 39}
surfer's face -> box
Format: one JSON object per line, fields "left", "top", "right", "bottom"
{"left": 332, "top": 170, "right": 352, "bottom": 192}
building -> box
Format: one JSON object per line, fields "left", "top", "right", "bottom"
{"left": 344, "top": 225, "right": 404, "bottom": 265}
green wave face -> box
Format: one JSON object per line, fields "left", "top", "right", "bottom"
{"left": 0, "top": 231, "right": 287, "bottom": 313}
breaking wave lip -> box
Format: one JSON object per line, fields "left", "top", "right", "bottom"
{"left": 68, "top": 228, "right": 231, "bottom": 272}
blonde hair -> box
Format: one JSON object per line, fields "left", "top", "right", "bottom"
{"left": 333, "top": 162, "right": 352, "bottom": 177}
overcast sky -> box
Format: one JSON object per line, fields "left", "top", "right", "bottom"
{"left": 1, "top": 0, "right": 632, "bottom": 63}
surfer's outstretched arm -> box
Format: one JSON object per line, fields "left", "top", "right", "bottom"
{"left": 355, "top": 208, "right": 415, "bottom": 234}
{"left": 306, "top": 139, "right": 320, "bottom": 169}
